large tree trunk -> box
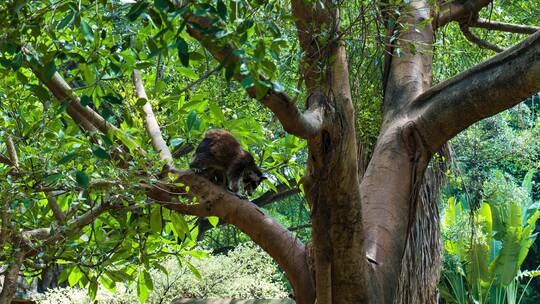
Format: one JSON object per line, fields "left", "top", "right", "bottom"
{"left": 290, "top": 1, "right": 369, "bottom": 302}
{"left": 366, "top": 1, "right": 441, "bottom": 303}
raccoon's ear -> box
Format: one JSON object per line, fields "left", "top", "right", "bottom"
{"left": 260, "top": 175, "right": 268, "bottom": 181}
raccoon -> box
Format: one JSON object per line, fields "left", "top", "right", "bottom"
{"left": 190, "top": 129, "right": 266, "bottom": 196}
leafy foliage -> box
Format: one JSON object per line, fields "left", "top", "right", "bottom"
{"left": 31, "top": 243, "right": 288, "bottom": 303}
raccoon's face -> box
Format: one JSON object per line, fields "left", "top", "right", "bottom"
{"left": 242, "top": 169, "right": 266, "bottom": 196}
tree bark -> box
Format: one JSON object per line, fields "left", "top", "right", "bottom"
{"left": 290, "top": 1, "right": 369, "bottom": 303}
{"left": 0, "top": 250, "right": 24, "bottom": 304}
{"left": 362, "top": 1, "right": 440, "bottom": 303}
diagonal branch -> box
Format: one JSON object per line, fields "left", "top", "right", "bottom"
{"left": 5, "top": 135, "right": 19, "bottom": 170}
{"left": 146, "top": 168, "right": 315, "bottom": 304}
{"left": 471, "top": 18, "right": 540, "bottom": 35}
{"left": 196, "top": 182, "right": 300, "bottom": 240}
{"left": 411, "top": 30, "right": 540, "bottom": 152}
{"left": 45, "top": 192, "right": 66, "bottom": 224}
{"left": 132, "top": 70, "right": 173, "bottom": 165}
{"left": 460, "top": 24, "right": 504, "bottom": 52}
{"left": 183, "top": 13, "right": 323, "bottom": 139}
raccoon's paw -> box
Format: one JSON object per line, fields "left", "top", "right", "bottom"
{"left": 235, "top": 192, "right": 247, "bottom": 200}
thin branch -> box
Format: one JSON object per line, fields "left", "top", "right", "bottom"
{"left": 460, "top": 24, "right": 504, "bottom": 53}
{"left": 183, "top": 13, "right": 324, "bottom": 139}
{"left": 472, "top": 18, "right": 540, "bottom": 35}
{"left": 178, "top": 63, "right": 223, "bottom": 94}
{"left": 132, "top": 70, "right": 173, "bottom": 165}
{"left": 45, "top": 192, "right": 66, "bottom": 224}
{"left": 253, "top": 184, "right": 300, "bottom": 207}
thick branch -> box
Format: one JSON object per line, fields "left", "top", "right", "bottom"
{"left": 148, "top": 169, "right": 315, "bottom": 304}
{"left": 183, "top": 14, "right": 323, "bottom": 139}
{"left": 132, "top": 70, "right": 173, "bottom": 165}
{"left": 472, "top": 18, "right": 540, "bottom": 34}
{"left": 411, "top": 30, "right": 540, "bottom": 151}
{"left": 460, "top": 24, "right": 504, "bottom": 52}
{"left": 196, "top": 183, "right": 300, "bottom": 239}
{"left": 178, "top": 64, "right": 223, "bottom": 94}
{"left": 436, "top": 0, "right": 493, "bottom": 28}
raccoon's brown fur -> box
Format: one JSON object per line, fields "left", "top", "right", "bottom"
{"left": 190, "top": 129, "right": 265, "bottom": 196}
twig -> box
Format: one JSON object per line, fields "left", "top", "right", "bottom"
{"left": 177, "top": 64, "right": 223, "bottom": 94}
{"left": 45, "top": 193, "right": 66, "bottom": 224}
{"left": 460, "top": 24, "right": 504, "bottom": 53}
{"left": 471, "top": 18, "right": 540, "bottom": 35}
{"left": 288, "top": 223, "right": 311, "bottom": 231}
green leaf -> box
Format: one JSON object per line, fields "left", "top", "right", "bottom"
{"left": 177, "top": 67, "right": 198, "bottom": 79}
{"left": 186, "top": 110, "right": 197, "bottom": 131}
{"left": 92, "top": 146, "right": 110, "bottom": 159}
{"left": 80, "top": 95, "right": 92, "bottom": 106}
{"left": 143, "top": 270, "right": 154, "bottom": 291}
{"left": 217, "top": 0, "right": 227, "bottom": 20}
{"left": 154, "top": 0, "right": 169, "bottom": 11}
{"left": 255, "top": 80, "right": 271, "bottom": 99}
{"left": 43, "top": 173, "right": 63, "bottom": 184}
{"left": 103, "top": 95, "right": 123, "bottom": 105}
{"left": 136, "top": 97, "right": 148, "bottom": 107}
{"left": 75, "top": 170, "right": 90, "bottom": 188}
{"left": 30, "top": 85, "right": 50, "bottom": 101}
{"left": 170, "top": 213, "right": 189, "bottom": 238}
{"left": 88, "top": 280, "right": 98, "bottom": 300}
{"left": 240, "top": 76, "right": 254, "bottom": 89}
{"left": 207, "top": 216, "right": 219, "bottom": 227}
{"left": 68, "top": 267, "right": 83, "bottom": 286}
{"left": 150, "top": 207, "right": 163, "bottom": 233}
{"left": 100, "top": 274, "right": 116, "bottom": 292}
{"left": 11, "top": 53, "right": 23, "bottom": 71}
{"left": 127, "top": 1, "right": 149, "bottom": 21}
{"left": 57, "top": 10, "right": 76, "bottom": 30}
{"left": 225, "top": 62, "right": 236, "bottom": 81}
{"left": 58, "top": 152, "right": 77, "bottom": 165}
{"left": 209, "top": 103, "right": 225, "bottom": 122}
{"left": 182, "top": 257, "right": 202, "bottom": 279}
{"left": 44, "top": 60, "right": 57, "bottom": 80}
{"left": 80, "top": 20, "right": 94, "bottom": 41}
{"left": 176, "top": 37, "right": 189, "bottom": 67}
{"left": 137, "top": 271, "right": 150, "bottom": 303}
